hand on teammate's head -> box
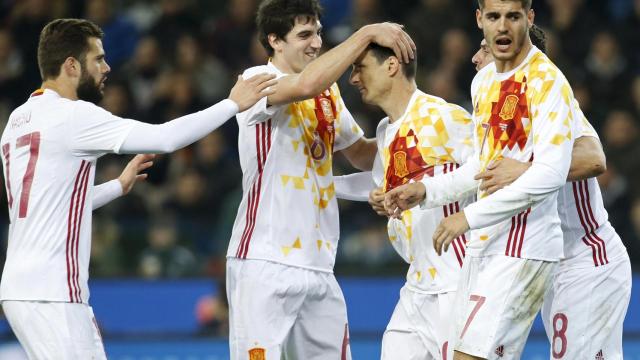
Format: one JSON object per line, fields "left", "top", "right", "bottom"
{"left": 363, "top": 22, "right": 416, "bottom": 64}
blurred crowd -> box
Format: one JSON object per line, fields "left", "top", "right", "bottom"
{"left": 1, "top": 0, "right": 639, "bottom": 283}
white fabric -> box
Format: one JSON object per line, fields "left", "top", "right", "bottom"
{"left": 376, "top": 90, "right": 474, "bottom": 293}
{"left": 333, "top": 171, "right": 376, "bottom": 201}
{"left": 226, "top": 258, "right": 350, "bottom": 360}
{"left": 541, "top": 255, "right": 631, "bottom": 359}
{"left": 1, "top": 301, "right": 106, "bottom": 360}
{"left": 454, "top": 255, "right": 555, "bottom": 359}
{"left": 0, "top": 89, "right": 239, "bottom": 304}
{"left": 119, "top": 99, "right": 238, "bottom": 153}
{"left": 227, "top": 62, "right": 364, "bottom": 272}
{"left": 92, "top": 179, "right": 122, "bottom": 210}
{"left": 381, "top": 286, "right": 456, "bottom": 360}
{"left": 420, "top": 47, "right": 581, "bottom": 261}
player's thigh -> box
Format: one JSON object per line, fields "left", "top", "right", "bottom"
{"left": 226, "top": 259, "right": 304, "bottom": 360}
{"left": 411, "top": 289, "right": 455, "bottom": 360}
{"left": 454, "top": 256, "right": 554, "bottom": 359}
{"left": 2, "top": 301, "right": 106, "bottom": 360}
{"left": 545, "top": 258, "right": 631, "bottom": 359}
{"left": 284, "top": 272, "right": 350, "bottom": 360}
{"left": 382, "top": 292, "right": 431, "bottom": 360}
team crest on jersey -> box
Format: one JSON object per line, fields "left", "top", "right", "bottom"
{"left": 499, "top": 94, "right": 519, "bottom": 120}
{"left": 319, "top": 97, "right": 335, "bottom": 122}
{"left": 310, "top": 133, "right": 327, "bottom": 160}
{"left": 249, "top": 347, "right": 266, "bottom": 360}
{"left": 393, "top": 151, "right": 409, "bottom": 178}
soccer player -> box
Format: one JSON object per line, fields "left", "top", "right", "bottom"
{"left": 472, "top": 26, "right": 632, "bottom": 360}
{"left": 0, "top": 18, "right": 276, "bottom": 359}
{"left": 384, "top": 0, "right": 584, "bottom": 358}
{"left": 225, "top": 0, "right": 416, "bottom": 358}
{"left": 347, "top": 43, "right": 475, "bottom": 360}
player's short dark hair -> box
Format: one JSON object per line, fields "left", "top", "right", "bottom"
{"left": 366, "top": 43, "right": 417, "bottom": 80}
{"left": 256, "top": 0, "right": 323, "bottom": 56}
{"left": 529, "top": 24, "right": 546, "bottom": 53}
{"left": 38, "top": 18, "right": 104, "bottom": 81}
{"left": 478, "top": 0, "right": 532, "bottom": 10}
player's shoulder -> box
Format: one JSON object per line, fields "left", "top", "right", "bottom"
{"left": 471, "top": 63, "right": 495, "bottom": 91}
{"left": 242, "top": 64, "right": 281, "bottom": 79}
{"left": 526, "top": 49, "right": 568, "bottom": 84}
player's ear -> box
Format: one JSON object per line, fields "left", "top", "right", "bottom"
{"left": 527, "top": 9, "right": 535, "bottom": 28}
{"left": 476, "top": 9, "right": 483, "bottom": 29}
{"left": 268, "top": 33, "right": 282, "bottom": 54}
{"left": 62, "top": 57, "right": 81, "bottom": 78}
{"left": 387, "top": 56, "right": 401, "bottom": 77}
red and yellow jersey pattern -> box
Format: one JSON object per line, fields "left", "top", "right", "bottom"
{"left": 463, "top": 47, "right": 580, "bottom": 260}
{"left": 376, "top": 90, "right": 474, "bottom": 293}
{"left": 229, "top": 63, "right": 364, "bottom": 272}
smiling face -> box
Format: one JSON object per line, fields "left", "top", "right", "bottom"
{"left": 472, "top": 38, "right": 493, "bottom": 71}
{"left": 476, "top": 0, "right": 533, "bottom": 70}
{"left": 76, "top": 37, "right": 110, "bottom": 104}
{"left": 348, "top": 49, "right": 391, "bottom": 106}
{"left": 270, "top": 16, "right": 322, "bottom": 73}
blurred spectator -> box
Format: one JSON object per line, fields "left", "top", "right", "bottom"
{"left": 0, "top": 29, "right": 24, "bottom": 121}
{"left": 205, "top": 0, "right": 258, "bottom": 74}
{"left": 123, "top": 36, "right": 166, "bottom": 114}
{"left": 90, "top": 217, "right": 125, "bottom": 277}
{"left": 585, "top": 31, "right": 629, "bottom": 118}
{"left": 195, "top": 281, "right": 229, "bottom": 336}
{"left": 174, "top": 34, "right": 231, "bottom": 102}
{"left": 138, "top": 217, "right": 198, "bottom": 279}
{"left": 543, "top": 0, "right": 596, "bottom": 64}
{"left": 148, "top": 0, "right": 200, "bottom": 56}
{"left": 85, "top": 0, "right": 139, "bottom": 71}
{"left": 602, "top": 110, "right": 640, "bottom": 197}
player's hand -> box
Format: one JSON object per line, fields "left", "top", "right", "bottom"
{"left": 384, "top": 182, "right": 426, "bottom": 219}
{"left": 362, "top": 22, "right": 416, "bottom": 63}
{"left": 228, "top": 73, "right": 278, "bottom": 112}
{"left": 433, "top": 211, "right": 470, "bottom": 255}
{"left": 368, "top": 187, "right": 387, "bottom": 216}
{"left": 118, "top": 154, "right": 155, "bottom": 195}
{"left": 474, "top": 158, "right": 531, "bottom": 195}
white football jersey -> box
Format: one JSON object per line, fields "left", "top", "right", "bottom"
{"left": 0, "top": 89, "right": 134, "bottom": 303}
{"left": 421, "top": 47, "right": 581, "bottom": 261}
{"left": 557, "top": 114, "right": 627, "bottom": 267}
{"left": 227, "top": 63, "right": 364, "bottom": 272}
{"left": 375, "top": 90, "right": 474, "bottom": 293}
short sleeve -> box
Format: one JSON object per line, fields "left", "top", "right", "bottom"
{"left": 332, "top": 85, "right": 364, "bottom": 151}
{"left": 66, "top": 100, "right": 135, "bottom": 157}
{"left": 237, "top": 65, "right": 286, "bottom": 126}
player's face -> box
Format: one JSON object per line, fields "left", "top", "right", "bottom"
{"left": 349, "top": 50, "right": 389, "bottom": 105}
{"left": 476, "top": 0, "right": 533, "bottom": 64}
{"left": 277, "top": 16, "right": 322, "bottom": 73}
{"left": 472, "top": 39, "right": 493, "bottom": 71}
{"left": 77, "top": 37, "right": 110, "bottom": 104}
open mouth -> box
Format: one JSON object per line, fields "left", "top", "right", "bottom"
{"left": 495, "top": 37, "right": 512, "bottom": 51}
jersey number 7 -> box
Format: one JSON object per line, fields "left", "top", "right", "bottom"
{"left": 2, "top": 131, "right": 41, "bottom": 218}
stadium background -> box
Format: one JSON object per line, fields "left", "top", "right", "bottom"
{"left": 0, "top": 0, "right": 639, "bottom": 358}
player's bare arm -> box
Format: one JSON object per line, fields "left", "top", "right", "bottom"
{"left": 118, "top": 154, "right": 155, "bottom": 195}
{"left": 384, "top": 182, "right": 426, "bottom": 218}
{"left": 476, "top": 136, "right": 606, "bottom": 195}
{"left": 432, "top": 211, "right": 470, "bottom": 256}
{"left": 567, "top": 136, "right": 606, "bottom": 181}
{"left": 368, "top": 187, "right": 387, "bottom": 216}
{"left": 340, "top": 137, "right": 377, "bottom": 171}
{"left": 268, "top": 22, "right": 415, "bottom": 106}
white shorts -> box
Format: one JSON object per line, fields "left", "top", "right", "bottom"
{"left": 381, "top": 286, "right": 455, "bottom": 360}
{"left": 541, "top": 255, "right": 631, "bottom": 359}
{"left": 454, "top": 255, "right": 555, "bottom": 359}
{"left": 1, "top": 300, "right": 106, "bottom": 360}
{"left": 226, "top": 258, "right": 350, "bottom": 360}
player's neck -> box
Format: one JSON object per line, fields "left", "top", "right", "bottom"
{"left": 382, "top": 80, "right": 417, "bottom": 124}
{"left": 41, "top": 79, "right": 78, "bottom": 101}
{"left": 270, "top": 56, "right": 298, "bottom": 74}
{"left": 494, "top": 40, "right": 532, "bottom": 73}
